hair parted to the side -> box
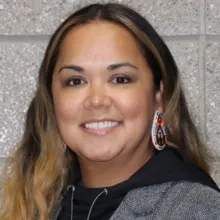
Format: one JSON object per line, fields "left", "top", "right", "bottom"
{"left": 0, "top": 3, "right": 210, "bottom": 220}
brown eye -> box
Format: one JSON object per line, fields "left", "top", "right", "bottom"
{"left": 66, "top": 77, "right": 86, "bottom": 87}
{"left": 112, "top": 76, "right": 131, "bottom": 84}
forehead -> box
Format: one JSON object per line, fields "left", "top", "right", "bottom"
{"left": 58, "top": 21, "right": 143, "bottom": 63}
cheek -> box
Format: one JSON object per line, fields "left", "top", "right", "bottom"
{"left": 53, "top": 91, "right": 82, "bottom": 124}
{"left": 115, "top": 88, "right": 155, "bottom": 120}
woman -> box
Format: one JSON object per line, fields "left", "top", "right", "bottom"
{"left": 1, "top": 3, "right": 220, "bottom": 220}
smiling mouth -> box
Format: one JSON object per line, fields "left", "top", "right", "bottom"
{"left": 81, "top": 120, "right": 122, "bottom": 136}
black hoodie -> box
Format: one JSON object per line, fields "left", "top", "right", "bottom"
{"left": 57, "top": 148, "right": 219, "bottom": 220}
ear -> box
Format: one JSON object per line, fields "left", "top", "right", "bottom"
{"left": 155, "top": 81, "right": 164, "bottom": 112}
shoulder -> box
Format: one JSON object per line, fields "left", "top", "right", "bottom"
{"left": 117, "top": 181, "right": 220, "bottom": 220}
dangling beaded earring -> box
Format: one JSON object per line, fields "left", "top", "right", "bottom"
{"left": 151, "top": 111, "right": 167, "bottom": 151}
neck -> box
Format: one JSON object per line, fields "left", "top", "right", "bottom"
{"left": 78, "top": 147, "right": 154, "bottom": 188}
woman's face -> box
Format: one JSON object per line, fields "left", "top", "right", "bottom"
{"left": 52, "top": 21, "right": 163, "bottom": 163}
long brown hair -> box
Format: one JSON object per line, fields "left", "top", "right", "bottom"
{"left": 0, "top": 3, "right": 210, "bottom": 220}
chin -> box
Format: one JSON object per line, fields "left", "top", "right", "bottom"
{"left": 83, "top": 149, "right": 121, "bottom": 163}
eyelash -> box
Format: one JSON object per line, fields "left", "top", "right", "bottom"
{"left": 111, "top": 76, "right": 132, "bottom": 84}
{"left": 65, "top": 75, "right": 132, "bottom": 87}
{"left": 66, "top": 77, "right": 86, "bottom": 87}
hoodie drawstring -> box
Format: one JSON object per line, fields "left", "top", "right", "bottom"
{"left": 67, "top": 185, "right": 75, "bottom": 220}
{"left": 86, "top": 188, "right": 108, "bottom": 220}
{"left": 67, "top": 186, "right": 108, "bottom": 220}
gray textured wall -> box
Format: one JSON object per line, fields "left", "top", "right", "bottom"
{"left": 0, "top": 0, "right": 220, "bottom": 184}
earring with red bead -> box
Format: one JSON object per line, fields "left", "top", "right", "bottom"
{"left": 151, "top": 111, "right": 167, "bottom": 150}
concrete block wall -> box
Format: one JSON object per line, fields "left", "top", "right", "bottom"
{"left": 0, "top": 0, "right": 220, "bottom": 184}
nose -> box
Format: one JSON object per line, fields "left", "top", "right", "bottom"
{"left": 83, "top": 84, "right": 112, "bottom": 109}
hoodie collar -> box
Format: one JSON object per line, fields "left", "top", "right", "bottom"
{"left": 58, "top": 148, "right": 219, "bottom": 220}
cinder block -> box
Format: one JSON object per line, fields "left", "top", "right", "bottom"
{"left": 205, "top": 42, "right": 220, "bottom": 155}
{"left": 0, "top": 42, "right": 47, "bottom": 156}
{"left": 166, "top": 40, "right": 200, "bottom": 124}
{"left": 0, "top": 158, "right": 6, "bottom": 191}
{"left": 0, "top": 157, "right": 6, "bottom": 172}
{"left": 206, "top": 0, "right": 220, "bottom": 34}
{"left": 129, "top": 0, "right": 200, "bottom": 35}
{"left": 0, "top": 83, "right": 3, "bottom": 106}
{"left": 0, "top": 0, "right": 200, "bottom": 35}
{"left": 0, "top": 157, "right": 6, "bottom": 206}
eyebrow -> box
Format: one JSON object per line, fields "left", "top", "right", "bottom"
{"left": 58, "top": 62, "right": 138, "bottom": 73}
{"left": 107, "top": 62, "right": 138, "bottom": 70}
{"left": 58, "top": 65, "right": 84, "bottom": 73}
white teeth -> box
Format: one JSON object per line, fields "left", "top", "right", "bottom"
{"left": 93, "top": 123, "right": 98, "bottom": 129}
{"left": 104, "top": 121, "right": 108, "bottom": 127}
{"left": 84, "top": 121, "right": 119, "bottom": 129}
